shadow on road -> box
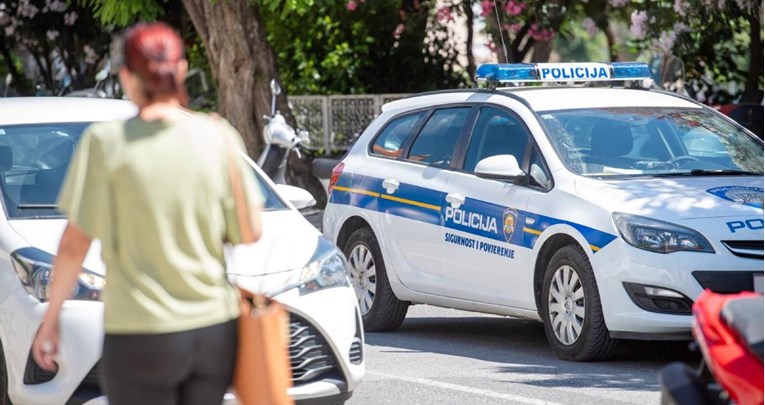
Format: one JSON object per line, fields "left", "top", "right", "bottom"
{"left": 365, "top": 311, "right": 700, "bottom": 392}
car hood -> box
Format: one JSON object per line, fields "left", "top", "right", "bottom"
{"left": 575, "top": 176, "right": 764, "bottom": 220}
{"left": 8, "top": 209, "right": 321, "bottom": 280}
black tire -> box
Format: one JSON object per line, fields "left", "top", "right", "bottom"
{"left": 541, "top": 245, "right": 615, "bottom": 361}
{"left": 0, "top": 339, "right": 12, "bottom": 405}
{"left": 344, "top": 227, "right": 408, "bottom": 332}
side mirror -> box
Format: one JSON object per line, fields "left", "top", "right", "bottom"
{"left": 4, "top": 73, "right": 11, "bottom": 97}
{"left": 269, "top": 79, "right": 281, "bottom": 116}
{"left": 274, "top": 184, "right": 316, "bottom": 210}
{"left": 95, "top": 69, "right": 109, "bottom": 82}
{"left": 474, "top": 154, "right": 525, "bottom": 182}
{"left": 269, "top": 79, "right": 282, "bottom": 96}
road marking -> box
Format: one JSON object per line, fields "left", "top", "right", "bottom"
{"left": 368, "top": 371, "right": 562, "bottom": 405}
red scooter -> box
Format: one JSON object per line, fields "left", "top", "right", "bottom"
{"left": 660, "top": 289, "right": 763, "bottom": 405}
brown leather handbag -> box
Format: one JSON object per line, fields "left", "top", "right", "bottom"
{"left": 223, "top": 121, "right": 294, "bottom": 405}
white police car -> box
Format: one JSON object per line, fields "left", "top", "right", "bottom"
{"left": 0, "top": 97, "right": 363, "bottom": 404}
{"left": 323, "top": 62, "right": 764, "bottom": 361}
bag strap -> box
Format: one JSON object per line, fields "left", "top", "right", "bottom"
{"left": 214, "top": 115, "right": 255, "bottom": 244}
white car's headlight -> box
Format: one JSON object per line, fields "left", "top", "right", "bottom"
{"left": 11, "top": 247, "right": 105, "bottom": 302}
{"left": 299, "top": 238, "right": 350, "bottom": 294}
{"left": 612, "top": 212, "right": 715, "bottom": 254}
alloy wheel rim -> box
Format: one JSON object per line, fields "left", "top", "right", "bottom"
{"left": 547, "top": 265, "right": 585, "bottom": 346}
{"left": 348, "top": 244, "right": 377, "bottom": 316}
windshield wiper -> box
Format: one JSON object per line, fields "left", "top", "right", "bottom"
{"left": 688, "top": 169, "right": 761, "bottom": 176}
{"left": 17, "top": 204, "right": 58, "bottom": 209}
{"left": 650, "top": 169, "right": 761, "bottom": 178}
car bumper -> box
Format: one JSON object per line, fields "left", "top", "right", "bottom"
{"left": 592, "top": 241, "right": 763, "bottom": 337}
{"left": 2, "top": 282, "right": 363, "bottom": 405}
{"left": 0, "top": 286, "right": 103, "bottom": 405}
{"left": 269, "top": 283, "right": 364, "bottom": 401}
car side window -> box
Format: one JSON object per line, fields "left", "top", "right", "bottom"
{"left": 370, "top": 111, "right": 425, "bottom": 158}
{"left": 464, "top": 107, "right": 529, "bottom": 172}
{"left": 407, "top": 108, "right": 470, "bottom": 165}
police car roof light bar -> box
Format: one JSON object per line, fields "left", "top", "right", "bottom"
{"left": 475, "top": 62, "right": 652, "bottom": 86}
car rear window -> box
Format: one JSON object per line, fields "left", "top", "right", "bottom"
{"left": 370, "top": 111, "right": 425, "bottom": 158}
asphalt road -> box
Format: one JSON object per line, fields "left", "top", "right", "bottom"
{"left": 347, "top": 305, "right": 699, "bottom": 405}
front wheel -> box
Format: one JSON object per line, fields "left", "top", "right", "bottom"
{"left": 344, "top": 227, "right": 408, "bottom": 332}
{"left": 541, "top": 245, "right": 615, "bottom": 361}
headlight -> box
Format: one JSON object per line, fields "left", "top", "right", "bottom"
{"left": 298, "top": 237, "right": 350, "bottom": 294}
{"left": 612, "top": 212, "right": 714, "bottom": 254}
{"left": 11, "top": 247, "right": 105, "bottom": 302}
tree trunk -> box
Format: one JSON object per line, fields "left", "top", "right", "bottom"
{"left": 742, "top": 11, "right": 763, "bottom": 103}
{"left": 181, "top": 0, "right": 323, "bottom": 200}
{"left": 464, "top": 0, "right": 476, "bottom": 79}
{"left": 530, "top": 40, "right": 552, "bottom": 63}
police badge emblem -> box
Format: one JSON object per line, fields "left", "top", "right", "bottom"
{"left": 706, "top": 186, "right": 764, "bottom": 209}
{"left": 502, "top": 208, "right": 518, "bottom": 243}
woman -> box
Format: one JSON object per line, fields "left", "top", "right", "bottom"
{"left": 32, "top": 22, "right": 262, "bottom": 405}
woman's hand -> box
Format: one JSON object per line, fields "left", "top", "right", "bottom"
{"left": 31, "top": 223, "right": 93, "bottom": 372}
{"left": 32, "top": 320, "right": 60, "bottom": 372}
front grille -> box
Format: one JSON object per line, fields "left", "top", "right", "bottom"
{"left": 722, "top": 240, "right": 764, "bottom": 259}
{"left": 289, "top": 313, "right": 338, "bottom": 383}
{"left": 693, "top": 271, "right": 763, "bottom": 293}
{"left": 80, "top": 361, "right": 101, "bottom": 390}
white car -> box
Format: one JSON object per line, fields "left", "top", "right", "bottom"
{"left": 323, "top": 62, "right": 764, "bottom": 361}
{"left": 0, "top": 97, "right": 363, "bottom": 405}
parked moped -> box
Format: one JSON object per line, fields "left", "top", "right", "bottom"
{"left": 257, "top": 80, "right": 339, "bottom": 204}
{"left": 660, "top": 289, "right": 763, "bottom": 405}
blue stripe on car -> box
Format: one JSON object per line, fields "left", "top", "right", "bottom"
{"left": 330, "top": 173, "right": 616, "bottom": 252}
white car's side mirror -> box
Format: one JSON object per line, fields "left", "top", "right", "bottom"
{"left": 274, "top": 184, "right": 316, "bottom": 210}
{"left": 474, "top": 154, "right": 526, "bottom": 182}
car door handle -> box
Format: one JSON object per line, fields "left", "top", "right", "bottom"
{"left": 382, "top": 178, "right": 400, "bottom": 194}
{"left": 446, "top": 193, "right": 465, "bottom": 209}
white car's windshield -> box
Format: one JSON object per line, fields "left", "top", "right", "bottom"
{"left": 0, "top": 122, "right": 286, "bottom": 219}
{"left": 538, "top": 107, "right": 764, "bottom": 178}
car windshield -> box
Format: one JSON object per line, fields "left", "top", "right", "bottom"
{"left": 0, "top": 123, "right": 286, "bottom": 219}
{"left": 538, "top": 107, "right": 764, "bottom": 178}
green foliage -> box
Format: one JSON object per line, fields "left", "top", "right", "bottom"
{"left": 77, "top": 0, "right": 167, "bottom": 26}
{"left": 0, "top": 1, "right": 115, "bottom": 94}
{"left": 625, "top": 0, "right": 763, "bottom": 102}
{"left": 261, "top": 0, "right": 468, "bottom": 95}
{"left": 554, "top": 19, "right": 610, "bottom": 63}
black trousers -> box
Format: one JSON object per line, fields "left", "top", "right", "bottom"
{"left": 101, "top": 319, "right": 238, "bottom": 405}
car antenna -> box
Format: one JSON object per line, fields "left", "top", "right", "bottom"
{"left": 493, "top": 0, "right": 509, "bottom": 64}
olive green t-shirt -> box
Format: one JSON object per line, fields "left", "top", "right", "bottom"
{"left": 58, "top": 112, "right": 261, "bottom": 334}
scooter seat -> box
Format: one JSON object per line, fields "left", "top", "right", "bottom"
{"left": 721, "top": 296, "right": 764, "bottom": 363}
{"left": 312, "top": 157, "right": 340, "bottom": 179}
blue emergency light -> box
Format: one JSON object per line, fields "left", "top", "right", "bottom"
{"left": 476, "top": 62, "right": 652, "bottom": 85}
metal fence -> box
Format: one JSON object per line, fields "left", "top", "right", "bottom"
{"left": 289, "top": 94, "right": 408, "bottom": 154}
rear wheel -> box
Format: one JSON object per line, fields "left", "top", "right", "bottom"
{"left": 541, "top": 245, "right": 615, "bottom": 361}
{"left": 0, "top": 339, "right": 12, "bottom": 405}
{"left": 344, "top": 227, "right": 408, "bottom": 332}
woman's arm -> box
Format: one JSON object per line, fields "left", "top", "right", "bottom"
{"left": 32, "top": 224, "right": 92, "bottom": 371}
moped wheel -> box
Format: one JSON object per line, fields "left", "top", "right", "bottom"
{"left": 344, "top": 227, "right": 408, "bottom": 332}
{"left": 542, "top": 245, "right": 615, "bottom": 361}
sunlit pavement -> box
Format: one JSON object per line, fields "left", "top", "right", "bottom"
{"left": 349, "top": 305, "right": 698, "bottom": 405}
